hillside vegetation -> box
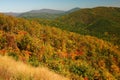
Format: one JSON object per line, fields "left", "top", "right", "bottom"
{"left": 0, "top": 13, "right": 120, "bottom": 80}
{"left": 35, "top": 7, "right": 120, "bottom": 46}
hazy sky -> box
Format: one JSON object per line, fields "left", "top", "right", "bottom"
{"left": 0, "top": 0, "right": 120, "bottom": 12}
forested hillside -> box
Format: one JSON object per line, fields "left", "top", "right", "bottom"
{"left": 0, "top": 13, "right": 120, "bottom": 80}
{"left": 35, "top": 7, "right": 120, "bottom": 47}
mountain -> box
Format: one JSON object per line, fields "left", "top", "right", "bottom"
{"left": 66, "top": 7, "right": 80, "bottom": 14}
{"left": 4, "top": 12, "right": 21, "bottom": 16}
{"left": 3, "top": 8, "right": 81, "bottom": 19}
{"left": 19, "top": 8, "right": 81, "bottom": 19}
{"left": 18, "top": 9, "right": 65, "bottom": 19}
{"left": 2, "top": 9, "right": 65, "bottom": 19}
{"left": 61, "top": 7, "right": 120, "bottom": 45}
{"left": 58, "top": 7, "right": 120, "bottom": 26}
{"left": 37, "top": 7, "right": 120, "bottom": 46}
{"left": 28, "top": 9, "right": 65, "bottom": 14}
{"left": 0, "top": 13, "right": 120, "bottom": 80}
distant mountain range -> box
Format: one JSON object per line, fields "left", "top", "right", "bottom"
{"left": 3, "top": 7, "right": 80, "bottom": 19}
{"left": 4, "top": 12, "right": 21, "bottom": 16}
{"left": 28, "top": 9, "right": 65, "bottom": 14}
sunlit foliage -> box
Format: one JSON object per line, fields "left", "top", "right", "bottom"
{"left": 0, "top": 13, "right": 120, "bottom": 80}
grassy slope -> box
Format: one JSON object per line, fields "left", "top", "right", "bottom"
{"left": 0, "top": 13, "right": 120, "bottom": 80}
{"left": 0, "top": 55, "right": 69, "bottom": 80}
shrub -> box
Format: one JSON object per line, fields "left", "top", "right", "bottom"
{"left": 8, "top": 52, "right": 18, "bottom": 61}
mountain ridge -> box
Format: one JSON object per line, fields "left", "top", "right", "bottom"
{"left": 3, "top": 7, "right": 80, "bottom": 19}
{"left": 28, "top": 9, "right": 65, "bottom": 14}
{"left": 66, "top": 7, "right": 80, "bottom": 14}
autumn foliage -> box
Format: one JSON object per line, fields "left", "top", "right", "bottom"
{"left": 0, "top": 13, "right": 120, "bottom": 80}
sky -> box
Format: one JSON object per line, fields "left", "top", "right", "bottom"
{"left": 0, "top": 0, "right": 120, "bottom": 12}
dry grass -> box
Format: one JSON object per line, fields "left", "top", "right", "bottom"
{"left": 0, "top": 55, "right": 69, "bottom": 80}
